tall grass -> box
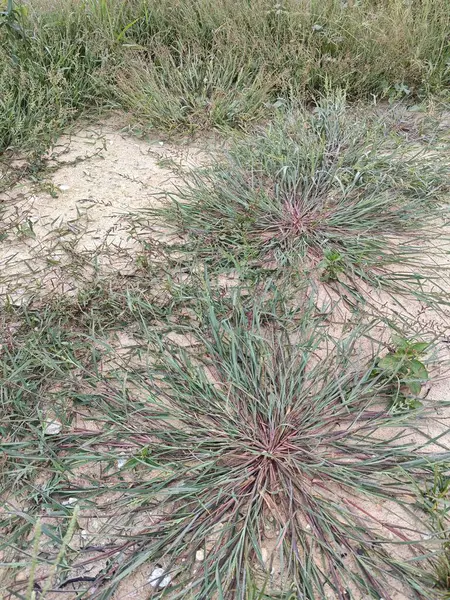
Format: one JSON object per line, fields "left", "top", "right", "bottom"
{"left": 1, "top": 0, "right": 449, "bottom": 154}
{"left": 0, "top": 1, "right": 111, "bottom": 156}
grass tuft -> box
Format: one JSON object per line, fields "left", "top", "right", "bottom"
{"left": 155, "top": 94, "right": 450, "bottom": 314}
{"left": 61, "top": 293, "right": 447, "bottom": 600}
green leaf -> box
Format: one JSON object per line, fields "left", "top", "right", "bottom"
{"left": 116, "top": 18, "right": 140, "bottom": 42}
{"left": 391, "top": 334, "right": 407, "bottom": 348}
{"left": 406, "top": 381, "right": 422, "bottom": 395}
{"left": 408, "top": 398, "right": 423, "bottom": 410}
{"left": 408, "top": 342, "right": 429, "bottom": 355}
{"left": 378, "top": 354, "right": 401, "bottom": 372}
{"left": 408, "top": 359, "right": 428, "bottom": 380}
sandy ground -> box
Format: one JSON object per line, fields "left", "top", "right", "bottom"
{"left": 1, "top": 116, "right": 449, "bottom": 600}
{"left": 0, "top": 117, "right": 209, "bottom": 304}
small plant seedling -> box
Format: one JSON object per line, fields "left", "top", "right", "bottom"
{"left": 135, "top": 254, "right": 150, "bottom": 269}
{"left": 37, "top": 181, "right": 60, "bottom": 198}
{"left": 320, "top": 249, "right": 346, "bottom": 282}
{"left": 15, "top": 218, "right": 35, "bottom": 240}
{"left": 422, "top": 465, "right": 450, "bottom": 516}
{"left": 372, "top": 335, "right": 430, "bottom": 413}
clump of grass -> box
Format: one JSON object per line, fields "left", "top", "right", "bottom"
{"left": 1, "top": 287, "right": 447, "bottom": 598}
{"left": 59, "top": 293, "right": 447, "bottom": 600}
{"left": 0, "top": 2, "right": 105, "bottom": 156}
{"left": 1, "top": 0, "right": 449, "bottom": 155}
{"left": 0, "top": 305, "right": 96, "bottom": 488}
{"left": 419, "top": 464, "right": 450, "bottom": 597}
{"left": 156, "top": 93, "right": 449, "bottom": 314}
{"left": 435, "top": 543, "right": 450, "bottom": 597}
{"left": 114, "top": 48, "right": 272, "bottom": 132}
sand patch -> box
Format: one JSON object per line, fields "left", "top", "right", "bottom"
{"left": 0, "top": 118, "right": 207, "bottom": 305}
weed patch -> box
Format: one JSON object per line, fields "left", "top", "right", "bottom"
{"left": 1, "top": 0, "right": 449, "bottom": 155}
{"left": 155, "top": 95, "right": 450, "bottom": 315}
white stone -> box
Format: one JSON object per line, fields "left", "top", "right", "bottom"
{"left": 148, "top": 567, "right": 171, "bottom": 588}
{"left": 62, "top": 497, "right": 77, "bottom": 506}
{"left": 43, "top": 419, "right": 62, "bottom": 435}
{"left": 195, "top": 549, "right": 204, "bottom": 561}
{"left": 58, "top": 184, "right": 70, "bottom": 191}
{"left": 261, "top": 548, "right": 269, "bottom": 564}
{"left": 117, "top": 457, "right": 127, "bottom": 469}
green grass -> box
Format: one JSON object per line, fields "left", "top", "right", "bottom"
{"left": 106, "top": 294, "right": 445, "bottom": 600}
{"left": 1, "top": 0, "right": 449, "bottom": 155}
{"left": 1, "top": 0, "right": 450, "bottom": 597}
{"left": 2, "top": 290, "right": 448, "bottom": 599}
{"left": 153, "top": 93, "right": 450, "bottom": 316}
{"left": 0, "top": 1, "right": 105, "bottom": 157}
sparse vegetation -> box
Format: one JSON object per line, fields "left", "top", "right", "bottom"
{"left": 1, "top": 1, "right": 449, "bottom": 599}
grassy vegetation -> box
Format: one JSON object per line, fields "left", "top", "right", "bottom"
{"left": 0, "top": 0, "right": 449, "bottom": 156}
{"left": 99, "top": 296, "right": 445, "bottom": 599}
{"left": 1, "top": 286, "right": 448, "bottom": 598}
{"left": 1, "top": 0, "right": 450, "bottom": 598}
{"left": 155, "top": 94, "right": 450, "bottom": 314}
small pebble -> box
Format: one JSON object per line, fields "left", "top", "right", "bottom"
{"left": 62, "top": 497, "right": 77, "bottom": 506}
{"left": 43, "top": 419, "right": 62, "bottom": 435}
{"left": 261, "top": 548, "right": 269, "bottom": 564}
{"left": 58, "top": 184, "right": 70, "bottom": 191}
{"left": 117, "top": 457, "right": 127, "bottom": 469}
{"left": 148, "top": 567, "right": 171, "bottom": 588}
{"left": 195, "top": 549, "right": 204, "bottom": 561}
